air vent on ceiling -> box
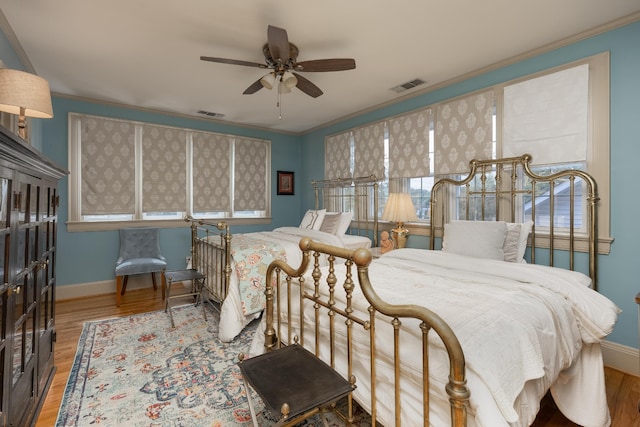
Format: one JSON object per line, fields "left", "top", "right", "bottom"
{"left": 197, "top": 110, "right": 225, "bottom": 118}
{"left": 390, "top": 78, "right": 426, "bottom": 94}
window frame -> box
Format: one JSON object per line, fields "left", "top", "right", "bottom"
{"left": 67, "top": 113, "right": 272, "bottom": 232}
{"left": 327, "top": 52, "right": 612, "bottom": 253}
{"left": 493, "top": 52, "right": 611, "bottom": 253}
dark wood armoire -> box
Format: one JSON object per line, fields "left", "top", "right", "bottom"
{"left": 0, "top": 126, "right": 66, "bottom": 426}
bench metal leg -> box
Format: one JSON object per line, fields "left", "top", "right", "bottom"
{"left": 164, "top": 274, "right": 176, "bottom": 327}
{"left": 242, "top": 376, "right": 259, "bottom": 427}
{"left": 163, "top": 270, "right": 208, "bottom": 328}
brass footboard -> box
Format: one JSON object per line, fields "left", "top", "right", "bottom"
{"left": 264, "top": 237, "right": 469, "bottom": 427}
{"left": 185, "top": 217, "right": 232, "bottom": 304}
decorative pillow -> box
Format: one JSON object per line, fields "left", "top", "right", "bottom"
{"left": 442, "top": 220, "right": 507, "bottom": 261}
{"left": 319, "top": 213, "right": 342, "bottom": 234}
{"left": 503, "top": 221, "right": 533, "bottom": 263}
{"left": 336, "top": 211, "right": 353, "bottom": 236}
{"left": 299, "top": 209, "right": 326, "bottom": 231}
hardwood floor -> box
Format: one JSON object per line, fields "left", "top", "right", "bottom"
{"left": 36, "top": 288, "right": 640, "bottom": 426}
{"left": 35, "top": 287, "right": 181, "bottom": 427}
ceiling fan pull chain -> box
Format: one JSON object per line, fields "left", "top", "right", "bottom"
{"left": 278, "top": 75, "right": 283, "bottom": 120}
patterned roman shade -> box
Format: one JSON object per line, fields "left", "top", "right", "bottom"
{"left": 81, "top": 116, "right": 135, "bottom": 215}
{"left": 503, "top": 64, "right": 588, "bottom": 165}
{"left": 325, "top": 131, "right": 351, "bottom": 180}
{"left": 353, "top": 121, "right": 385, "bottom": 179}
{"left": 435, "top": 90, "right": 494, "bottom": 174}
{"left": 234, "top": 137, "right": 268, "bottom": 211}
{"left": 389, "top": 108, "right": 431, "bottom": 178}
{"left": 142, "top": 124, "right": 187, "bottom": 213}
{"left": 192, "top": 131, "right": 231, "bottom": 212}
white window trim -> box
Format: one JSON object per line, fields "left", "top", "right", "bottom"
{"left": 493, "top": 52, "right": 611, "bottom": 253}
{"left": 328, "top": 53, "right": 612, "bottom": 254}
{"left": 67, "top": 113, "right": 272, "bottom": 232}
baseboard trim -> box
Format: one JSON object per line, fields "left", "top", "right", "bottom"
{"left": 601, "top": 340, "right": 639, "bottom": 376}
{"left": 56, "top": 276, "right": 160, "bottom": 301}
{"left": 56, "top": 280, "right": 113, "bottom": 300}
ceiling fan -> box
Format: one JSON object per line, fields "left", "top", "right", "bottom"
{"left": 200, "top": 25, "right": 356, "bottom": 98}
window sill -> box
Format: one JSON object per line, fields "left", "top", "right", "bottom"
{"left": 66, "top": 217, "right": 273, "bottom": 232}
{"left": 378, "top": 220, "right": 614, "bottom": 255}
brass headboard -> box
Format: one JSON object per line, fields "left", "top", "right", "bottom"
{"left": 428, "top": 154, "right": 600, "bottom": 290}
{"left": 311, "top": 174, "right": 380, "bottom": 247}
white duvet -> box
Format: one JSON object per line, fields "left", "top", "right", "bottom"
{"left": 218, "top": 227, "right": 370, "bottom": 342}
{"left": 251, "top": 248, "right": 619, "bottom": 427}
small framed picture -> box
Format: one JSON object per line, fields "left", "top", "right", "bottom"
{"left": 277, "top": 171, "right": 294, "bottom": 195}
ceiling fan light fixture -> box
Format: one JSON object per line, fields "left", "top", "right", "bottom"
{"left": 260, "top": 73, "right": 276, "bottom": 90}
{"left": 281, "top": 71, "right": 297, "bottom": 89}
{"left": 202, "top": 25, "right": 354, "bottom": 98}
{"left": 278, "top": 81, "right": 292, "bottom": 94}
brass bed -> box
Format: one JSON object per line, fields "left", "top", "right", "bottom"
{"left": 185, "top": 175, "right": 380, "bottom": 342}
{"left": 253, "top": 155, "right": 619, "bottom": 426}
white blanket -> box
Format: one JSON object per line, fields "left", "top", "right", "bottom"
{"left": 252, "top": 248, "right": 619, "bottom": 426}
{"left": 372, "top": 249, "right": 617, "bottom": 422}
{"left": 218, "top": 227, "right": 369, "bottom": 342}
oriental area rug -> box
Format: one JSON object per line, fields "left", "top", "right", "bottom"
{"left": 56, "top": 304, "right": 363, "bottom": 427}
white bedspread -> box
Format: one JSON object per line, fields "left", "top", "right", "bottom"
{"left": 218, "top": 227, "right": 369, "bottom": 342}
{"left": 374, "top": 249, "right": 617, "bottom": 423}
{"left": 252, "top": 248, "right": 619, "bottom": 426}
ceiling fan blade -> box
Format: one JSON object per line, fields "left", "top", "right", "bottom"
{"left": 267, "top": 25, "right": 290, "bottom": 63}
{"left": 200, "top": 56, "right": 267, "bottom": 69}
{"left": 243, "top": 78, "right": 264, "bottom": 95}
{"left": 294, "top": 58, "right": 356, "bottom": 72}
{"left": 293, "top": 73, "right": 323, "bottom": 98}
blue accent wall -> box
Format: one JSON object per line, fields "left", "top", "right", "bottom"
{"left": 303, "top": 20, "right": 640, "bottom": 349}
{"left": 39, "top": 97, "right": 303, "bottom": 287}
{"left": 2, "top": 20, "right": 639, "bottom": 349}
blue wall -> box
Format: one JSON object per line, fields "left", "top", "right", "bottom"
{"left": 39, "top": 97, "right": 303, "bottom": 287}
{"left": 2, "top": 20, "right": 638, "bottom": 349}
{"left": 302, "top": 21, "right": 640, "bottom": 349}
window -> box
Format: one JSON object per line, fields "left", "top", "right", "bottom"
{"left": 408, "top": 123, "right": 435, "bottom": 220}
{"left": 68, "top": 114, "right": 271, "bottom": 230}
{"left": 324, "top": 52, "right": 611, "bottom": 250}
{"left": 496, "top": 54, "right": 610, "bottom": 243}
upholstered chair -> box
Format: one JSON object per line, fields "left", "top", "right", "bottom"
{"left": 115, "top": 227, "right": 167, "bottom": 306}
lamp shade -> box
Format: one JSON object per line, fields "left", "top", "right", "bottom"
{"left": 0, "top": 68, "right": 53, "bottom": 119}
{"left": 260, "top": 73, "right": 276, "bottom": 90}
{"left": 278, "top": 81, "right": 292, "bottom": 94}
{"left": 281, "top": 71, "right": 298, "bottom": 89}
{"left": 382, "top": 193, "right": 418, "bottom": 223}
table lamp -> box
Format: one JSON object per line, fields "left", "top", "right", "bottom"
{"left": 381, "top": 193, "right": 418, "bottom": 249}
{"left": 0, "top": 65, "right": 53, "bottom": 140}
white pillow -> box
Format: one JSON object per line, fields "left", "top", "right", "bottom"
{"left": 503, "top": 221, "right": 533, "bottom": 263}
{"left": 319, "top": 213, "right": 342, "bottom": 234}
{"left": 299, "top": 209, "right": 326, "bottom": 230}
{"left": 319, "top": 211, "right": 354, "bottom": 235}
{"left": 442, "top": 221, "right": 507, "bottom": 261}
{"left": 336, "top": 211, "right": 353, "bottom": 236}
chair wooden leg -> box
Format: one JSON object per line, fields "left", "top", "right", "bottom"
{"left": 151, "top": 272, "right": 158, "bottom": 290}
{"left": 121, "top": 275, "right": 129, "bottom": 295}
{"left": 116, "top": 276, "right": 123, "bottom": 306}
{"left": 161, "top": 270, "right": 166, "bottom": 300}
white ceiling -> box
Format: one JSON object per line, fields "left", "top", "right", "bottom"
{"left": 1, "top": 1, "right": 639, "bottom": 134}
